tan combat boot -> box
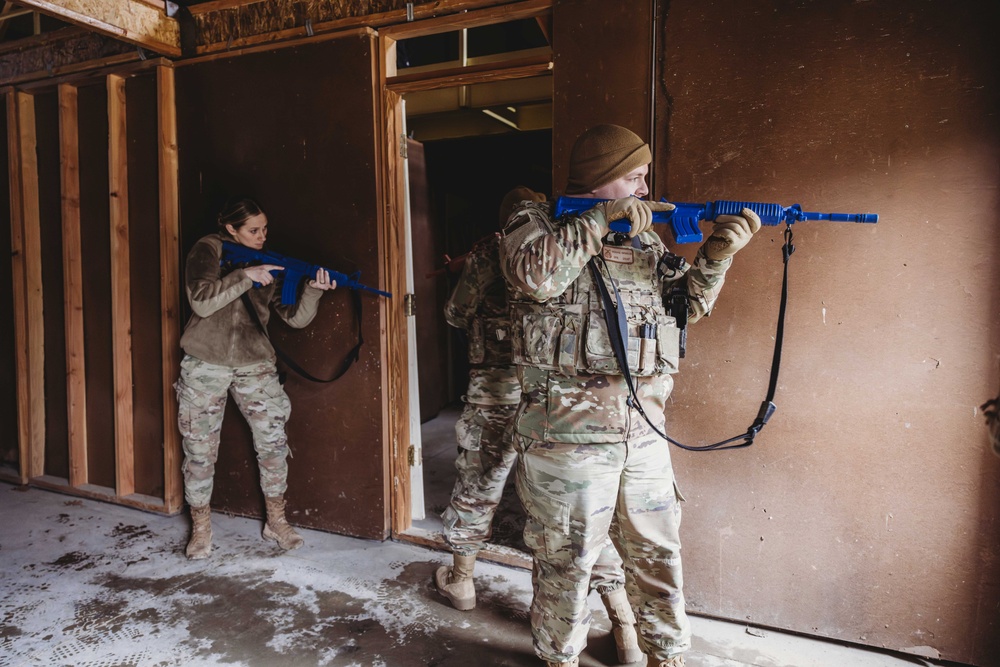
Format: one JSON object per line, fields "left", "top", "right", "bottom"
{"left": 186, "top": 505, "right": 212, "bottom": 559}
{"left": 647, "top": 655, "right": 685, "bottom": 667}
{"left": 602, "top": 587, "right": 643, "bottom": 664}
{"left": 263, "top": 495, "right": 304, "bottom": 550}
{"left": 434, "top": 553, "right": 477, "bottom": 610}
{"left": 544, "top": 659, "right": 579, "bottom": 667}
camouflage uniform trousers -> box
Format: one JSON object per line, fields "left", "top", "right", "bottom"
{"left": 514, "top": 430, "right": 691, "bottom": 663}
{"left": 442, "top": 403, "right": 628, "bottom": 594}
{"left": 176, "top": 354, "right": 292, "bottom": 507}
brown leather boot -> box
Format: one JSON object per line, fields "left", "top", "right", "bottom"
{"left": 434, "top": 553, "right": 477, "bottom": 610}
{"left": 263, "top": 495, "right": 304, "bottom": 550}
{"left": 185, "top": 505, "right": 212, "bottom": 560}
{"left": 602, "top": 587, "right": 643, "bottom": 664}
{"left": 544, "top": 659, "right": 579, "bottom": 667}
{"left": 647, "top": 655, "right": 685, "bottom": 667}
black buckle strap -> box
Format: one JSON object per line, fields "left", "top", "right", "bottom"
{"left": 240, "top": 289, "right": 363, "bottom": 384}
{"left": 589, "top": 224, "right": 794, "bottom": 451}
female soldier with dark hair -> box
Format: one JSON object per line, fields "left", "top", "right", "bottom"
{"left": 176, "top": 198, "right": 336, "bottom": 559}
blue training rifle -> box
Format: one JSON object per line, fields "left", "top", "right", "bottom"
{"left": 552, "top": 197, "right": 879, "bottom": 244}
{"left": 221, "top": 240, "right": 392, "bottom": 305}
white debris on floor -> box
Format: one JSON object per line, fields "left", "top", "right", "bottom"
{"left": 0, "top": 484, "right": 943, "bottom": 667}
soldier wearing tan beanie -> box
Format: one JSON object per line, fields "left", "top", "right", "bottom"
{"left": 565, "top": 124, "right": 653, "bottom": 195}
{"left": 498, "top": 124, "right": 760, "bottom": 667}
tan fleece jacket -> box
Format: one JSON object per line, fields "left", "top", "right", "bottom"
{"left": 179, "top": 234, "right": 323, "bottom": 367}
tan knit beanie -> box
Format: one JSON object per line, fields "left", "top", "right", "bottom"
{"left": 499, "top": 186, "right": 546, "bottom": 226}
{"left": 565, "top": 124, "right": 652, "bottom": 194}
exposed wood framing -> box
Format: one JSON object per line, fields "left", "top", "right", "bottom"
{"left": 188, "top": 0, "right": 267, "bottom": 13}
{"left": 1, "top": 6, "right": 36, "bottom": 22}
{"left": 3, "top": 59, "right": 181, "bottom": 513}
{"left": 58, "top": 82, "right": 88, "bottom": 488}
{"left": 15, "top": 0, "right": 180, "bottom": 56}
{"left": 6, "top": 91, "right": 44, "bottom": 482}
{"left": 190, "top": 0, "right": 550, "bottom": 55}
{"left": 386, "top": 53, "right": 551, "bottom": 94}
{"left": 156, "top": 63, "right": 182, "bottom": 512}
{"left": 0, "top": 3, "right": 28, "bottom": 42}
{"left": 179, "top": 25, "right": 371, "bottom": 66}
{"left": 107, "top": 73, "right": 135, "bottom": 498}
{"left": 378, "top": 0, "right": 550, "bottom": 39}
{"left": 17, "top": 55, "right": 165, "bottom": 91}
{"left": 0, "top": 28, "right": 138, "bottom": 87}
{"left": 31, "top": 475, "right": 175, "bottom": 513}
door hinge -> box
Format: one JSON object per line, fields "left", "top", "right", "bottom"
{"left": 404, "top": 293, "right": 416, "bottom": 317}
{"left": 407, "top": 444, "right": 416, "bottom": 466}
{"left": 399, "top": 136, "right": 408, "bottom": 158}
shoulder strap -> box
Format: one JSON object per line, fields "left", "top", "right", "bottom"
{"left": 240, "top": 290, "right": 363, "bottom": 383}
{"left": 589, "top": 224, "right": 794, "bottom": 451}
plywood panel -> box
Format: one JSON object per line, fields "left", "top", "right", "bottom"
{"left": 77, "top": 82, "right": 116, "bottom": 490}
{"left": 33, "top": 90, "right": 70, "bottom": 482}
{"left": 175, "top": 34, "right": 388, "bottom": 539}
{"left": 551, "top": 0, "right": 653, "bottom": 195}
{"left": 657, "top": 1, "right": 1000, "bottom": 664}
{"left": 125, "top": 71, "right": 166, "bottom": 498}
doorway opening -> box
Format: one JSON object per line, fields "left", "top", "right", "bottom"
{"left": 381, "top": 7, "right": 553, "bottom": 567}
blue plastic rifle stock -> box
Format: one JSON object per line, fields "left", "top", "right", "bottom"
{"left": 553, "top": 196, "right": 879, "bottom": 244}
{"left": 221, "top": 240, "right": 392, "bottom": 305}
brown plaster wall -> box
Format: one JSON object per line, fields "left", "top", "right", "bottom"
{"left": 175, "top": 35, "right": 388, "bottom": 539}
{"left": 655, "top": 1, "right": 1000, "bottom": 664}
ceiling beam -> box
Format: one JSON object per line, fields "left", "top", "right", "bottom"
{"left": 14, "top": 0, "right": 180, "bottom": 56}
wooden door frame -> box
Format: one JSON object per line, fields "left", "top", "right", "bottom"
{"left": 377, "top": 0, "right": 552, "bottom": 545}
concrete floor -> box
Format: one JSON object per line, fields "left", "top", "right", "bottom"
{"left": 0, "top": 482, "right": 953, "bottom": 667}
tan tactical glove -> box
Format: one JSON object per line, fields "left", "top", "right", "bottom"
{"left": 595, "top": 198, "right": 675, "bottom": 238}
{"left": 703, "top": 207, "right": 762, "bottom": 260}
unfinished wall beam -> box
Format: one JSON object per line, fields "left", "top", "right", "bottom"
{"left": 156, "top": 64, "right": 182, "bottom": 512}
{"left": 15, "top": 0, "right": 180, "bottom": 56}
{"left": 6, "top": 91, "right": 45, "bottom": 483}
{"left": 58, "top": 82, "right": 88, "bottom": 488}
{"left": 107, "top": 73, "right": 135, "bottom": 498}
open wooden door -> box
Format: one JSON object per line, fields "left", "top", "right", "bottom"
{"left": 175, "top": 31, "right": 392, "bottom": 539}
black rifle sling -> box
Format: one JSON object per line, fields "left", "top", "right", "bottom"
{"left": 589, "top": 224, "right": 794, "bottom": 451}
{"left": 240, "top": 287, "right": 363, "bottom": 384}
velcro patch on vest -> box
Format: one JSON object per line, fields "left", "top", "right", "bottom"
{"left": 602, "top": 246, "right": 634, "bottom": 264}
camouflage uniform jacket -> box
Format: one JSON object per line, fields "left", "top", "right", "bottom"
{"left": 444, "top": 235, "right": 520, "bottom": 406}
{"left": 499, "top": 201, "right": 732, "bottom": 444}
{"left": 180, "top": 234, "right": 323, "bottom": 367}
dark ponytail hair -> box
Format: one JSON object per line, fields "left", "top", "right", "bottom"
{"left": 217, "top": 197, "right": 263, "bottom": 233}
